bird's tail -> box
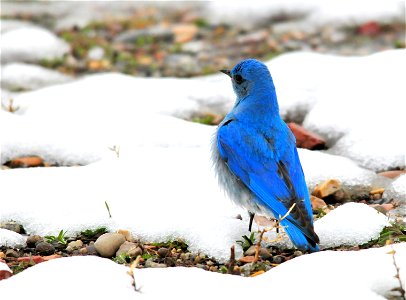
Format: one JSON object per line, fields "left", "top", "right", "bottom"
{"left": 281, "top": 219, "right": 319, "bottom": 252}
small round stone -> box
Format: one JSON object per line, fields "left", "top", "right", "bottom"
{"left": 157, "top": 247, "right": 169, "bottom": 258}
{"left": 26, "top": 235, "right": 43, "bottom": 247}
{"left": 272, "top": 255, "right": 285, "bottom": 264}
{"left": 36, "top": 242, "right": 55, "bottom": 255}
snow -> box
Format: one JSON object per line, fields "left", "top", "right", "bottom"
{"left": 315, "top": 203, "right": 389, "bottom": 248}
{"left": 207, "top": 0, "right": 404, "bottom": 28}
{"left": 1, "top": 63, "right": 72, "bottom": 91}
{"left": 384, "top": 175, "right": 406, "bottom": 203}
{"left": 0, "top": 229, "right": 26, "bottom": 248}
{"left": 1, "top": 243, "right": 405, "bottom": 300}
{"left": 1, "top": 27, "right": 70, "bottom": 63}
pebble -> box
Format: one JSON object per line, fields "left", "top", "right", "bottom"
{"left": 35, "top": 242, "right": 55, "bottom": 256}
{"left": 145, "top": 259, "right": 167, "bottom": 268}
{"left": 157, "top": 247, "right": 169, "bottom": 258}
{"left": 272, "top": 255, "right": 285, "bottom": 264}
{"left": 66, "top": 240, "right": 83, "bottom": 253}
{"left": 378, "top": 170, "right": 406, "bottom": 179}
{"left": 0, "top": 221, "right": 23, "bottom": 233}
{"left": 6, "top": 249, "right": 20, "bottom": 258}
{"left": 26, "top": 235, "right": 43, "bottom": 247}
{"left": 94, "top": 233, "right": 125, "bottom": 258}
{"left": 288, "top": 122, "right": 326, "bottom": 150}
{"left": 7, "top": 156, "right": 44, "bottom": 168}
{"left": 116, "top": 229, "right": 134, "bottom": 242}
{"left": 293, "top": 250, "right": 303, "bottom": 257}
{"left": 114, "top": 26, "right": 173, "bottom": 44}
{"left": 313, "top": 179, "right": 342, "bottom": 198}
{"left": 310, "top": 195, "right": 327, "bottom": 210}
{"left": 115, "top": 241, "right": 141, "bottom": 257}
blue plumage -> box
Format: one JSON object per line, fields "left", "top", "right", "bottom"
{"left": 212, "top": 59, "right": 319, "bottom": 252}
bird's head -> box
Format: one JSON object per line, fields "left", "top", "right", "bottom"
{"left": 221, "top": 59, "right": 275, "bottom": 100}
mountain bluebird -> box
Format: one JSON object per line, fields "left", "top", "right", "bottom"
{"left": 212, "top": 59, "right": 319, "bottom": 252}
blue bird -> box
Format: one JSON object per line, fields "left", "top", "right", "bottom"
{"left": 212, "top": 58, "right": 319, "bottom": 252}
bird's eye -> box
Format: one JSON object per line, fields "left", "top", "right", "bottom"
{"left": 233, "top": 74, "right": 244, "bottom": 84}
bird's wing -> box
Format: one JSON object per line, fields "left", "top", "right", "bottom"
{"left": 217, "top": 119, "right": 317, "bottom": 243}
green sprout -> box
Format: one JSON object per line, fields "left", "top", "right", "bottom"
{"left": 45, "top": 230, "right": 68, "bottom": 245}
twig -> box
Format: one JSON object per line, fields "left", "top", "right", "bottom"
{"left": 128, "top": 255, "right": 142, "bottom": 292}
{"left": 389, "top": 246, "right": 405, "bottom": 300}
{"left": 254, "top": 203, "right": 296, "bottom": 262}
{"left": 227, "top": 245, "right": 235, "bottom": 274}
{"left": 104, "top": 201, "right": 112, "bottom": 218}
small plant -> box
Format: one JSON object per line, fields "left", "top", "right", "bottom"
{"left": 141, "top": 253, "right": 154, "bottom": 260}
{"left": 361, "top": 223, "right": 406, "bottom": 248}
{"left": 81, "top": 227, "right": 108, "bottom": 238}
{"left": 236, "top": 232, "right": 256, "bottom": 252}
{"left": 45, "top": 230, "right": 68, "bottom": 245}
{"left": 105, "top": 201, "right": 112, "bottom": 218}
{"left": 113, "top": 253, "right": 131, "bottom": 264}
{"left": 1, "top": 98, "right": 19, "bottom": 113}
{"left": 151, "top": 240, "right": 188, "bottom": 251}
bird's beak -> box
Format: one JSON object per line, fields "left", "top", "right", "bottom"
{"left": 220, "top": 69, "right": 231, "bottom": 77}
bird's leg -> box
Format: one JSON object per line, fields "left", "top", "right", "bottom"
{"left": 248, "top": 211, "right": 255, "bottom": 232}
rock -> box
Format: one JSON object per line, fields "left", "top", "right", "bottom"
{"left": 94, "top": 233, "right": 125, "bottom": 258}
{"left": 254, "top": 215, "right": 274, "bottom": 227}
{"left": 244, "top": 245, "right": 257, "bottom": 256}
{"left": 26, "top": 235, "right": 43, "bottom": 247}
{"left": 239, "top": 256, "right": 256, "bottom": 263}
{"left": 310, "top": 195, "right": 327, "bottom": 210}
{"left": 116, "top": 229, "right": 134, "bottom": 242}
{"left": 0, "top": 221, "right": 23, "bottom": 233}
{"left": 272, "top": 255, "right": 285, "bottom": 264}
{"left": 114, "top": 26, "right": 173, "bottom": 44}
{"left": 5, "top": 249, "right": 19, "bottom": 258}
{"left": 378, "top": 170, "right": 406, "bottom": 179}
{"left": 66, "top": 240, "right": 83, "bottom": 253}
{"left": 2, "top": 27, "right": 70, "bottom": 63}
{"left": 1, "top": 63, "right": 72, "bottom": 91}
{"left": 7, "top": 156, "right": 44, "bottom": 168}
{"left": 17, "top": 256, "right": 45, "bottom": 264}
{"left": 370, "top": 188, "right": 385, "bottom": 195}
{"left": 128, "top": 246, "right": 143, "bottom": 258}
{"left": 240, "top": 262, "right": 271, "bottom": 277}
{"left": 157, "top": 247, "right": 169, "bottom": 258}
{"left": 145, "top": 259, "right": 167, "bottom": 268}
{"left": 35, "top": 242, "right": 55, "bottom": 256}
{"left": 287, "top": 122, "right": 326, "bottom": 150}
{"left": 85, "top": 244, "right": 98, "bottom": 256}
{"left": 0, "top": 262, "right": 12, "bottom": 280}
{"left": 115, "top": 241, "right": 140, "bottom": 257}
{"left": 369, "top": 204, "right": 394, "bottom": 214}
{"left": 209, "top": 266, "right": 218, "bottom": 272}
{"left": 172, "top": 24, "right": 198, "bottom": 43}
{"left": 164, "top": 257, "right": 176, "bottom": 267}
{"left": 312, "top": 179, "right": 342, "bottom": 198}
{"left": 182, "top": 40, "right": 205, "bottom": 53}
{"left": 258, "top": 248, "right": 272, "bottom": 260}
{"left": 293, "top": 250, "right": 303, "bottom": 257}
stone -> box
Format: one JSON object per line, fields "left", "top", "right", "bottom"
{"left": 0, "top": 221, "right": 23, "bottom": 233}
{"left": 128, "top": 247, "right": 143, "bottom": 258}
{"left": 0, "top": 262, "right": 12, "bottom": 280}
{"left": 378, "top": 170, "right": 406, "bottom": 179}
{"left": 258, "top": 248, "right": 272, "bottom": 260}
{"left": 370, "top": 188, "right": 385, "bottom": 195}
{"left": 145, "top": 259, "right": 167, "bottom": 268}
{"left": 244, "top": 245, "right": 257, "bottom": 256}
{"left": 2, "top": 27, "right": 70, "bottom": 63}
{"left": 36, "top": 242, "right": 55, "bottom": 256}
{"left": 293, "top": 251, "right": 303, "bottom": 257}
{"left": 287, "top": 122, "right": 326, "bottom": 150}
{"left": 310, "top": 195, "right": 327, "bottom": 210}
{"left": 7, "top": 156, "right": 44, "bottom": 168}
{"left": 85, "top": 244, "right": 98, "bottom": 256}
{"left": 94, "top": 233, "right": 125, "bottom": 258}
{"left": 114, "top": 26, "right": 173, "bottom": 44}
{"left": 272, "top": 255, "right": 285, "bottom": 264}
{"left": 1, "top": 63, "right": 72, "bottom": 91}
{"left": 157, "top": 247, "right": 169, "bottom": 258}
{"left": 172, "top": 24, "right": 198, "bottom": 43}
{"left": 312, "top": 179, "right": 342, "bottom": 198}
{"left": 239, "top": 256, "right": 256, "bottom": 263}
{"left": 116, "top": 229, "right": 134, "bottom": 242}
{"left": 66, "top": 240, "right": 83, "bottom": 253}
{"left": 26, "top": 235, "right": 43, "bottom": 247}
{"left": 115, "top": 241, "right": 140, "bottom": 257}
{"left": 5, "top": 249, "right": 19, "bottom": 258}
